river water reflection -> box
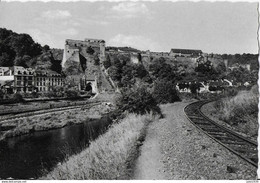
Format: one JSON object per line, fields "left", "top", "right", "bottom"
{"left": 0, "top": 116, "right": 112, "bottom": 179}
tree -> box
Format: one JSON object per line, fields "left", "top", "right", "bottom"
{"left": 108, "top": 66, "right": 122, "bottom": 81}
{"left": 137, "top": 53, "right": 142, "bottom": 62}
{"left": 215, "top": 62, "right": 226, "bottom": 74}
{"left": 149, "top": 57, "right": 176, "bottom": 81}
{"left": 221, "top": 54, "right": 228, "bottom": 59}
{"left": 103, "top": 55, "right": 111, "bottom": 69}
{"left": 117, "top": 87, "right": 161, "bottom": 115}
{"left": 0, "top": 28, "right": 44, "bottom": 67}
{"left": 121, "top": 65, "right": 134, "bottom": 86}
{"left": 43, "top": 45, "right": 50, "bottom": 52}
{"left": 14, "top": 55, "right": 31, "bottom": 67}
{"left": 152, "top": 80, "right": 180, "bottom": 104}
{"left": 0, "top": 52, "right": 13, "bottom": 67}
{"left": 0, "top": 89, "right": 4, "bottom": 99}
{"left": 12, "top": 93, "right": 24, "bottom": 102}
{"left": 86, "top": 46, "right": 95, "bottom": 55}
{"left": 94, "top": 55, "right": 100, "bottom": 65}
{"left": 190, "top": 83, "right": 200, "bottom": 94}
{"left": 132, "top": 64, "right": 148, "bottom": 78}
{"left": 64, "top": 89, "right": 79, "bottom": 98}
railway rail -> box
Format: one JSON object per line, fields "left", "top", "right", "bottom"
{"left": 184, "top": 100, "right": 258, "bottom": 167}
{"left": 0, "top": 101, "right": 102, "bottom": 124}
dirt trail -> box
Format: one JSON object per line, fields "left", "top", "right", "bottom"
{"left": 132, "top": 101, "right": 257, "bottom": 180}
{"left": 133, "top": 119, "right": 166, "bottom": 179}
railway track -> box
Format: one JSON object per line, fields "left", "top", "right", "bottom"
{"left": 184, "top": 100, "right": 258, "bottom": 168}
{"left": 0, "top": 101, "right": 102, "bottom": 124}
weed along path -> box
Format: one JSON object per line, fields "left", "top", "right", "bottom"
{"left": 132, "top": 101, "right": 257, "bottom": 180}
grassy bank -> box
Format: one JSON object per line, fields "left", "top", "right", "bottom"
{"left": 0, "top": 99, "right": 90, "bottom": 116}
{"left": 0, "top": 103, "right": 114, "bottom": 140}
{"left": 203, "top": 85, "right": 258, "bottom": 139}
{"left": 41, "top": 113, "right": 158, "bottom": 180}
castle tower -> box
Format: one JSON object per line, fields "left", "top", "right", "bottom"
{"left": 99, "top": 40, "right": 106, "bottom": 62}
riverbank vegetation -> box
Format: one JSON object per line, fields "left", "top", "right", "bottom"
{"left": 42, "top": 112, "right": 159, "bottom": 179}
{"left": 0, "top": 98, "right": 91, "bottom": 115}
{"left": 0, "top": 103, "right": 113, "bottom": 140}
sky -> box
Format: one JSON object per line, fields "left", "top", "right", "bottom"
{"left": 0, "top": 1, "right": 258, "bottom": 54}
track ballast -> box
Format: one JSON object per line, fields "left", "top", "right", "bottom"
{"left": 184, "top": 100, "right": 258, "bottom": 167}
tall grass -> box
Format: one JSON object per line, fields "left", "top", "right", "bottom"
{"left": 216, "top": 85, "right": 258, "bottom": 137}
{"left": 41, "top": 113, "right": 158, "bottom": 180}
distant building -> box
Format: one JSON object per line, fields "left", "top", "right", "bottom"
{"left": 169, "top": 49, "right": 202, "bottom": 58}
{"left": 34, "top": 70, "right": 64, "bottom": 92}
{"left": 13, "top": 66, "right": 35, "bottom": 93}
{"left": 228, "top": 63, "right": 251, "bottom": 72}
{"left": 0, "top": 66, "right": 35, "bottom": 94}
{"left": 150, "top": 52, "right": 170, "bottom": 58}
{"left": 0, "top": 66, "right": 64, "bottom": 94}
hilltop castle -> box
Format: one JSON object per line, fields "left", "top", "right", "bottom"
{"left": 62, "top": 38, "right": 106, "bottom": 67}
{"left": 62, "top": 38, "right": 115, "bottom": 94}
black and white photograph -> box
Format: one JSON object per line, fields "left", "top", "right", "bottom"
{"left": 0, "top": 0, "right": 258, "bottom": 181}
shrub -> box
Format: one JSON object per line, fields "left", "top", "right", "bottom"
{"left": 31, "top": 91, "right": 39, "bottom": 98}
{"left": 12, "top": 93, "right": 24, "bottom": 102}
{"left": 152, "top": 80, "right": 180, "bottom": 104}
{"left": 103, "top": 55, "right": 111, "bottom": 69}
{"left": 64, "top": 90, "right": 80, "bottom": 98}
{"left": 94, "top": 55, "right": 100, "bottom": 65}
{"left": 0, "top": 89, "right": 4, "bottom": 99}
{"left": 117, "top": 87, "right": 161, "bottom": 115}
{"left": 219, "top": 85, "right": 258, "bottom": 125}
{"left": 86, "top": 47, "right": 95, "bottom": 55}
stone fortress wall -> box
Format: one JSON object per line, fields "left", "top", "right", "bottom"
{"left": 62, "top": 38, "right": 106, "bottom": 67}
{"left": 62, "top": 38, "right": 116, "bottom": 94}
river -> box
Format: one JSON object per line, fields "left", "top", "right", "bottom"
{"left": 0, "top": 116, "right": 112, "bottom": 179}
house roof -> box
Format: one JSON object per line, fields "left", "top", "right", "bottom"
{"left": 0, "top": 80, "right": 14, "bottom": 87}
{"left": 35, "top": 70, "right": 62, "bottom": 77}
{"left": 170, "top": 49, "right": 202, "bottom": 54}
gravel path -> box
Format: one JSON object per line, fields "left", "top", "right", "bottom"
{"left": 133, "top": 101, "right": 257, "bottom": 180}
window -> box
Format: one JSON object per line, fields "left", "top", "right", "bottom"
{"left": 17, "top": 81, "right": 21, "bottom": 85}
{"left": 28, "top": 81, "right": 32, "bottom": 85}
{"left": 28, "top": 88, "right": 32, "bottom": 92}
{"left": 28, "top": 76, "right": 33, "bottom": 80}
{"left": 17, "top": 76, "right": 22, "bottom": 80}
